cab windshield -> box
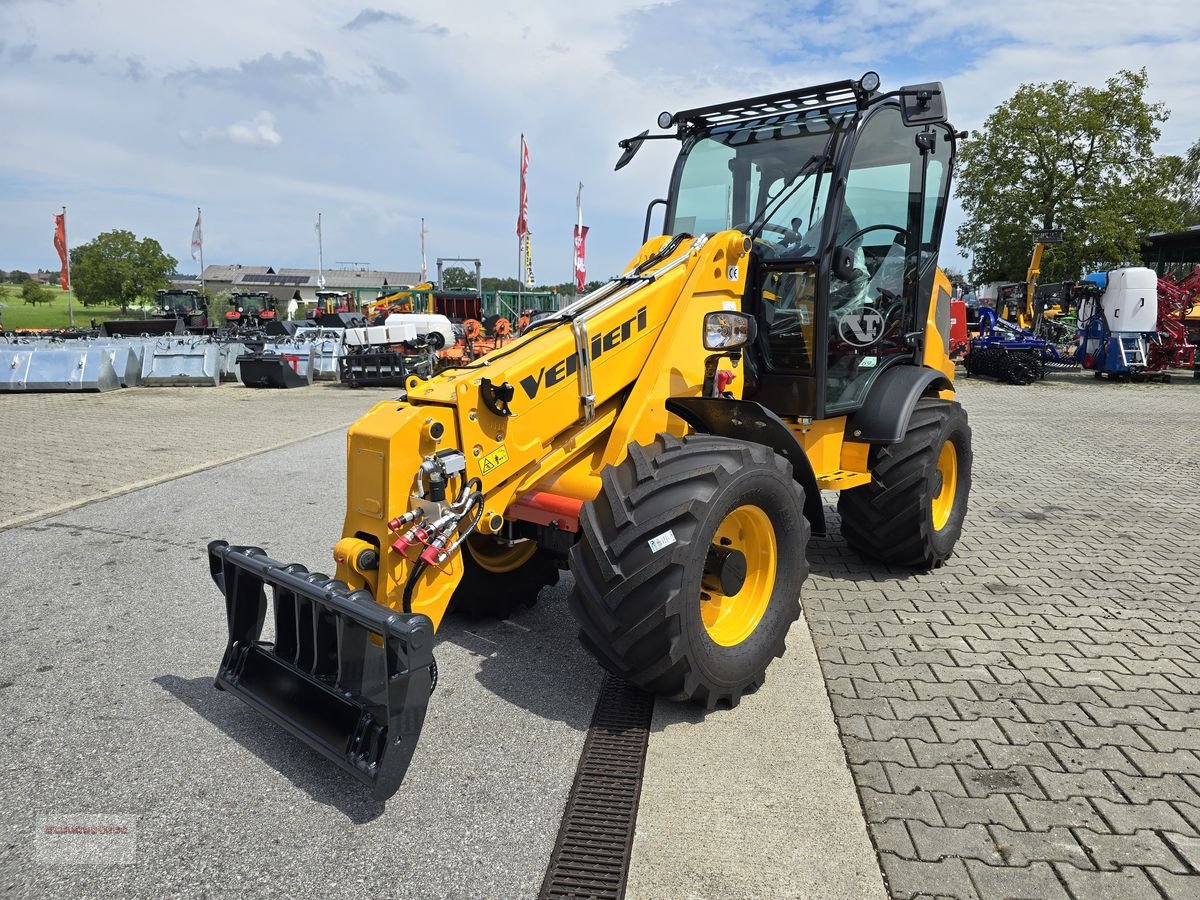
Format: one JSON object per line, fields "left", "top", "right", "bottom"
{"left": 665, "top": 108, "right": 854, "bottom": 253}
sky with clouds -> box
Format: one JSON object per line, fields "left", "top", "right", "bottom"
{"left": 1, "top": 0, "right": 1198, "bottom": 282}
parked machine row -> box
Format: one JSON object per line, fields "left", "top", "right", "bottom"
{"left": 959, "top": 251, "right": 1199, "bottom": 384}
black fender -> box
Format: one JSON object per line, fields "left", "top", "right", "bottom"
{"left": 846, "top": 365, "right": 954, "bottom": 444}
{"left": 665, "top": 396, "right": 826, "bottom": 537}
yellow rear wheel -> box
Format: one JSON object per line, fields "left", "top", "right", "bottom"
{"left": 931, "top": 439, "right": 958, "bottom": 532}
{"left": 837, "top": 399, "right": 971, "bottom": 568}
{"left": 700, "top": 505, "right": 778, "bottom": 647}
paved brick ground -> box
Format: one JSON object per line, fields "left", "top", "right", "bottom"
{"left": 807, "top": 372, "right": 1200, "bottom": 899}
{"left": 0, "top": 383, "right": 396, "bottom": 529}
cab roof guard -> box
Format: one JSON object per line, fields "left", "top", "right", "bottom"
{"left": 665, "top": 78, "right": 873, "bottom": 135}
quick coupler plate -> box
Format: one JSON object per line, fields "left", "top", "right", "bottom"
{"left": 207, "top": 540, "right": 435, "bottom": 800}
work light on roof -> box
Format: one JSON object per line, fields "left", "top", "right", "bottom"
{"left": 860, "top": 71, "right": 881, "bottom": 93}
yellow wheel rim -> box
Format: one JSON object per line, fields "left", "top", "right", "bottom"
{"left": 931, "top": 439, "right": 958, "bottom": 531}
{"left": 700, "top": 505, "right": 778, "bottom": 647}
{"left": 465, "top": 534, "right": 538, "bottom": 574}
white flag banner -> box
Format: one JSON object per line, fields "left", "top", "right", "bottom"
{"left": 190, "top": 210, "right": 202, "bottom": 261}
{"left": 315, "top": 215, "right": 325, "bottom": 289}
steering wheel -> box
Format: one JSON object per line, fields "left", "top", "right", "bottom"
{"left": 840, "top": 223, "right": 908, "bottom": 247}
{"left": 758, "top": 222, "right": 800, "bottom": 240}
{"left": 735, "top": 222, "right": 804, "bottom": 256}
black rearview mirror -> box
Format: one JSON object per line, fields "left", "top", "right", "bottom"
{"left": 899, "top": 82, "right": 947, "bottom": 126}
{"left": 615, "top": 130, "right": 649, "bottom": 171}
{"left": 833, "top": 246, "right": 858, "bottom": 281}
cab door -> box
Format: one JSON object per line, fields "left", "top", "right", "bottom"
{"left": 821, "top": 105, "right": 951, "bottom": 414}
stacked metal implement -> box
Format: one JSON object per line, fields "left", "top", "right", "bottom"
{"left": 0, "top": 336, "right": 149, "bottom": 392}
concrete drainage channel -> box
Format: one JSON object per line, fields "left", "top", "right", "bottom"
{"left": 541, "top": 676, "right": 655, "bottom": 899}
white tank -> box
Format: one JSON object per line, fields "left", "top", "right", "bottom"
{"left": 976, "top": 282, "right": 1001, "bottom": 301}
{"left": 384, "top": 313, "right": 455, "bottom": 349}
{"left": 344, "top": 313, "right": 455, "bottom": 350}
{"left": 1100, "top": 267, "right": 1158, "bottom": 333}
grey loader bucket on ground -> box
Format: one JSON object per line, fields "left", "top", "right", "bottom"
{"left": 140, "top": 338, "right": 222, "bottom": 387}
{"left": 0, "top": 345, "right": 121, "bottom": 392}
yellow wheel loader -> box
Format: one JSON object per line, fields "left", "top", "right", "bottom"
{"left": 207, "top": 72, "right": 972, "bottom": 799}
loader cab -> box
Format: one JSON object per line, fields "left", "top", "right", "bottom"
{"left": 662, "top": 79, "right": 956, "bottom": 419}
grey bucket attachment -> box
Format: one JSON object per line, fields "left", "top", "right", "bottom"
{"left": 289, "top": 328, "right": 343, "bottom": 380}
{"left": 0, "top": 346, "right": 120, "bottom": 392}
{"left": 98, "top": 343, "right": 144, "bottom": 387}
{"left": 60, "top": 338, "right": 147, "bottom": 388}
{"left": 217, "top": 342, "right": 247, "bottom": 382}
{"left": 140, "top": 339, "right": 221, "bottom": 387}
{"left": 101, "top": 318, "right": 185, "bottom": 337}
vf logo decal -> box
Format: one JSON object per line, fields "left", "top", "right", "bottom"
{"left": 837, "top": 308, "right": 885, "bottom": 347}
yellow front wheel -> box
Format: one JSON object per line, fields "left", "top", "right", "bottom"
{"left": 464, "top": 535, "right": 540, "bottom": 574}
{"left": 569, "top": 434, "right": 810, "bottom": 711}
{"left": 700, "top": 505, "right": 778, "bottom": 647}
{"left": 449, "top": 534, "right": 560, "bottom": 619}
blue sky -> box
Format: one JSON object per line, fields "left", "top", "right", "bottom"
{"left": 1, "top": 0, "right": 1198, "bottom": 282}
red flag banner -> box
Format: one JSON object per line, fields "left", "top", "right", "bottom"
{"left": 53, "top": 213, "right": 69, "bottom": 291}
{"left": 516, "top": 135, "right": 529, "bottom": 239}
{"left": 573, "top": 224, "right": 589, "bottom": 292}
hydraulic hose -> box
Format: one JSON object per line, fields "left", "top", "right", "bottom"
{"left": 401, "top": 559, "right": 427, "bottom": 614}
{"left": 443, "top": 493, "right": 485, "bottom": 560}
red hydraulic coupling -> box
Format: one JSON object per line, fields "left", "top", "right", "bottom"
{"left": 419, "top": 527, "right": 455, "bottom": 567}
{"left": 392, "top": 524, "right": 430, "bottom": 555}
{"left": 387, "top": 510, "right": 424, "bottom": 533}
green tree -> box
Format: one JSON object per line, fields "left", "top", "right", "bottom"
{"left": 481, "top": 276, "right": 521, "bottom": 292}
{"left": 70, "top": 229, "right": 177, "bottom": 310}
{"left": 956, "top": 69, "right": 1179, "bottom": 284}
{"left": 8, "top": 269, "right": 30, "bottom": 284}
{"left": 441, "top": 266, "right": 476, "bottom": 290}
{"left": 1161, "top": 137, "right": 1200, "bottom": 224}
{"left": 21, "top": 280, "right": 52, "bottom": 305}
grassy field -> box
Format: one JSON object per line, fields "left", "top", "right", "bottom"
{"left": 0, "top": 284, "right": 135, "bottom": 330}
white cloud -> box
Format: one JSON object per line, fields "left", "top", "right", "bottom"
{"left": 0, "top": 0, "right": 1197, "bottom": 280}
{"left": 199, "top": 112, "right": 283, "bottom": 149}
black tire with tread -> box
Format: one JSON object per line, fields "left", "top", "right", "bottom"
{"left": 837, "top": 398, "right": 972, "bottom": 569}
{"left": 568, "top": 433, "right": 810, "bottom": 710}
{"left": 449, "top": 539, "right": 560, "bottom": 619}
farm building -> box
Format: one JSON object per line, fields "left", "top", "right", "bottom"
{"left": 199, "top": 264, "right": 421, "bottom": 308}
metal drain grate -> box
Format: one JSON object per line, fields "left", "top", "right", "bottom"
{"left": 540, "top": 675, "right": 655, "bottom": 899}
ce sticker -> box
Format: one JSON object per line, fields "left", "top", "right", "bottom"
{"left": 837, "top": 308, "right": 885, "bottom": 347}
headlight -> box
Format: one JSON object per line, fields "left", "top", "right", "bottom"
{"left": 703, "top": 311, "right": 757, "bottom": 350}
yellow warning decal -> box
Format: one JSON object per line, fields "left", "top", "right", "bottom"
{"left": 479, "top": 445, "right": 509, "bottom": 475}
